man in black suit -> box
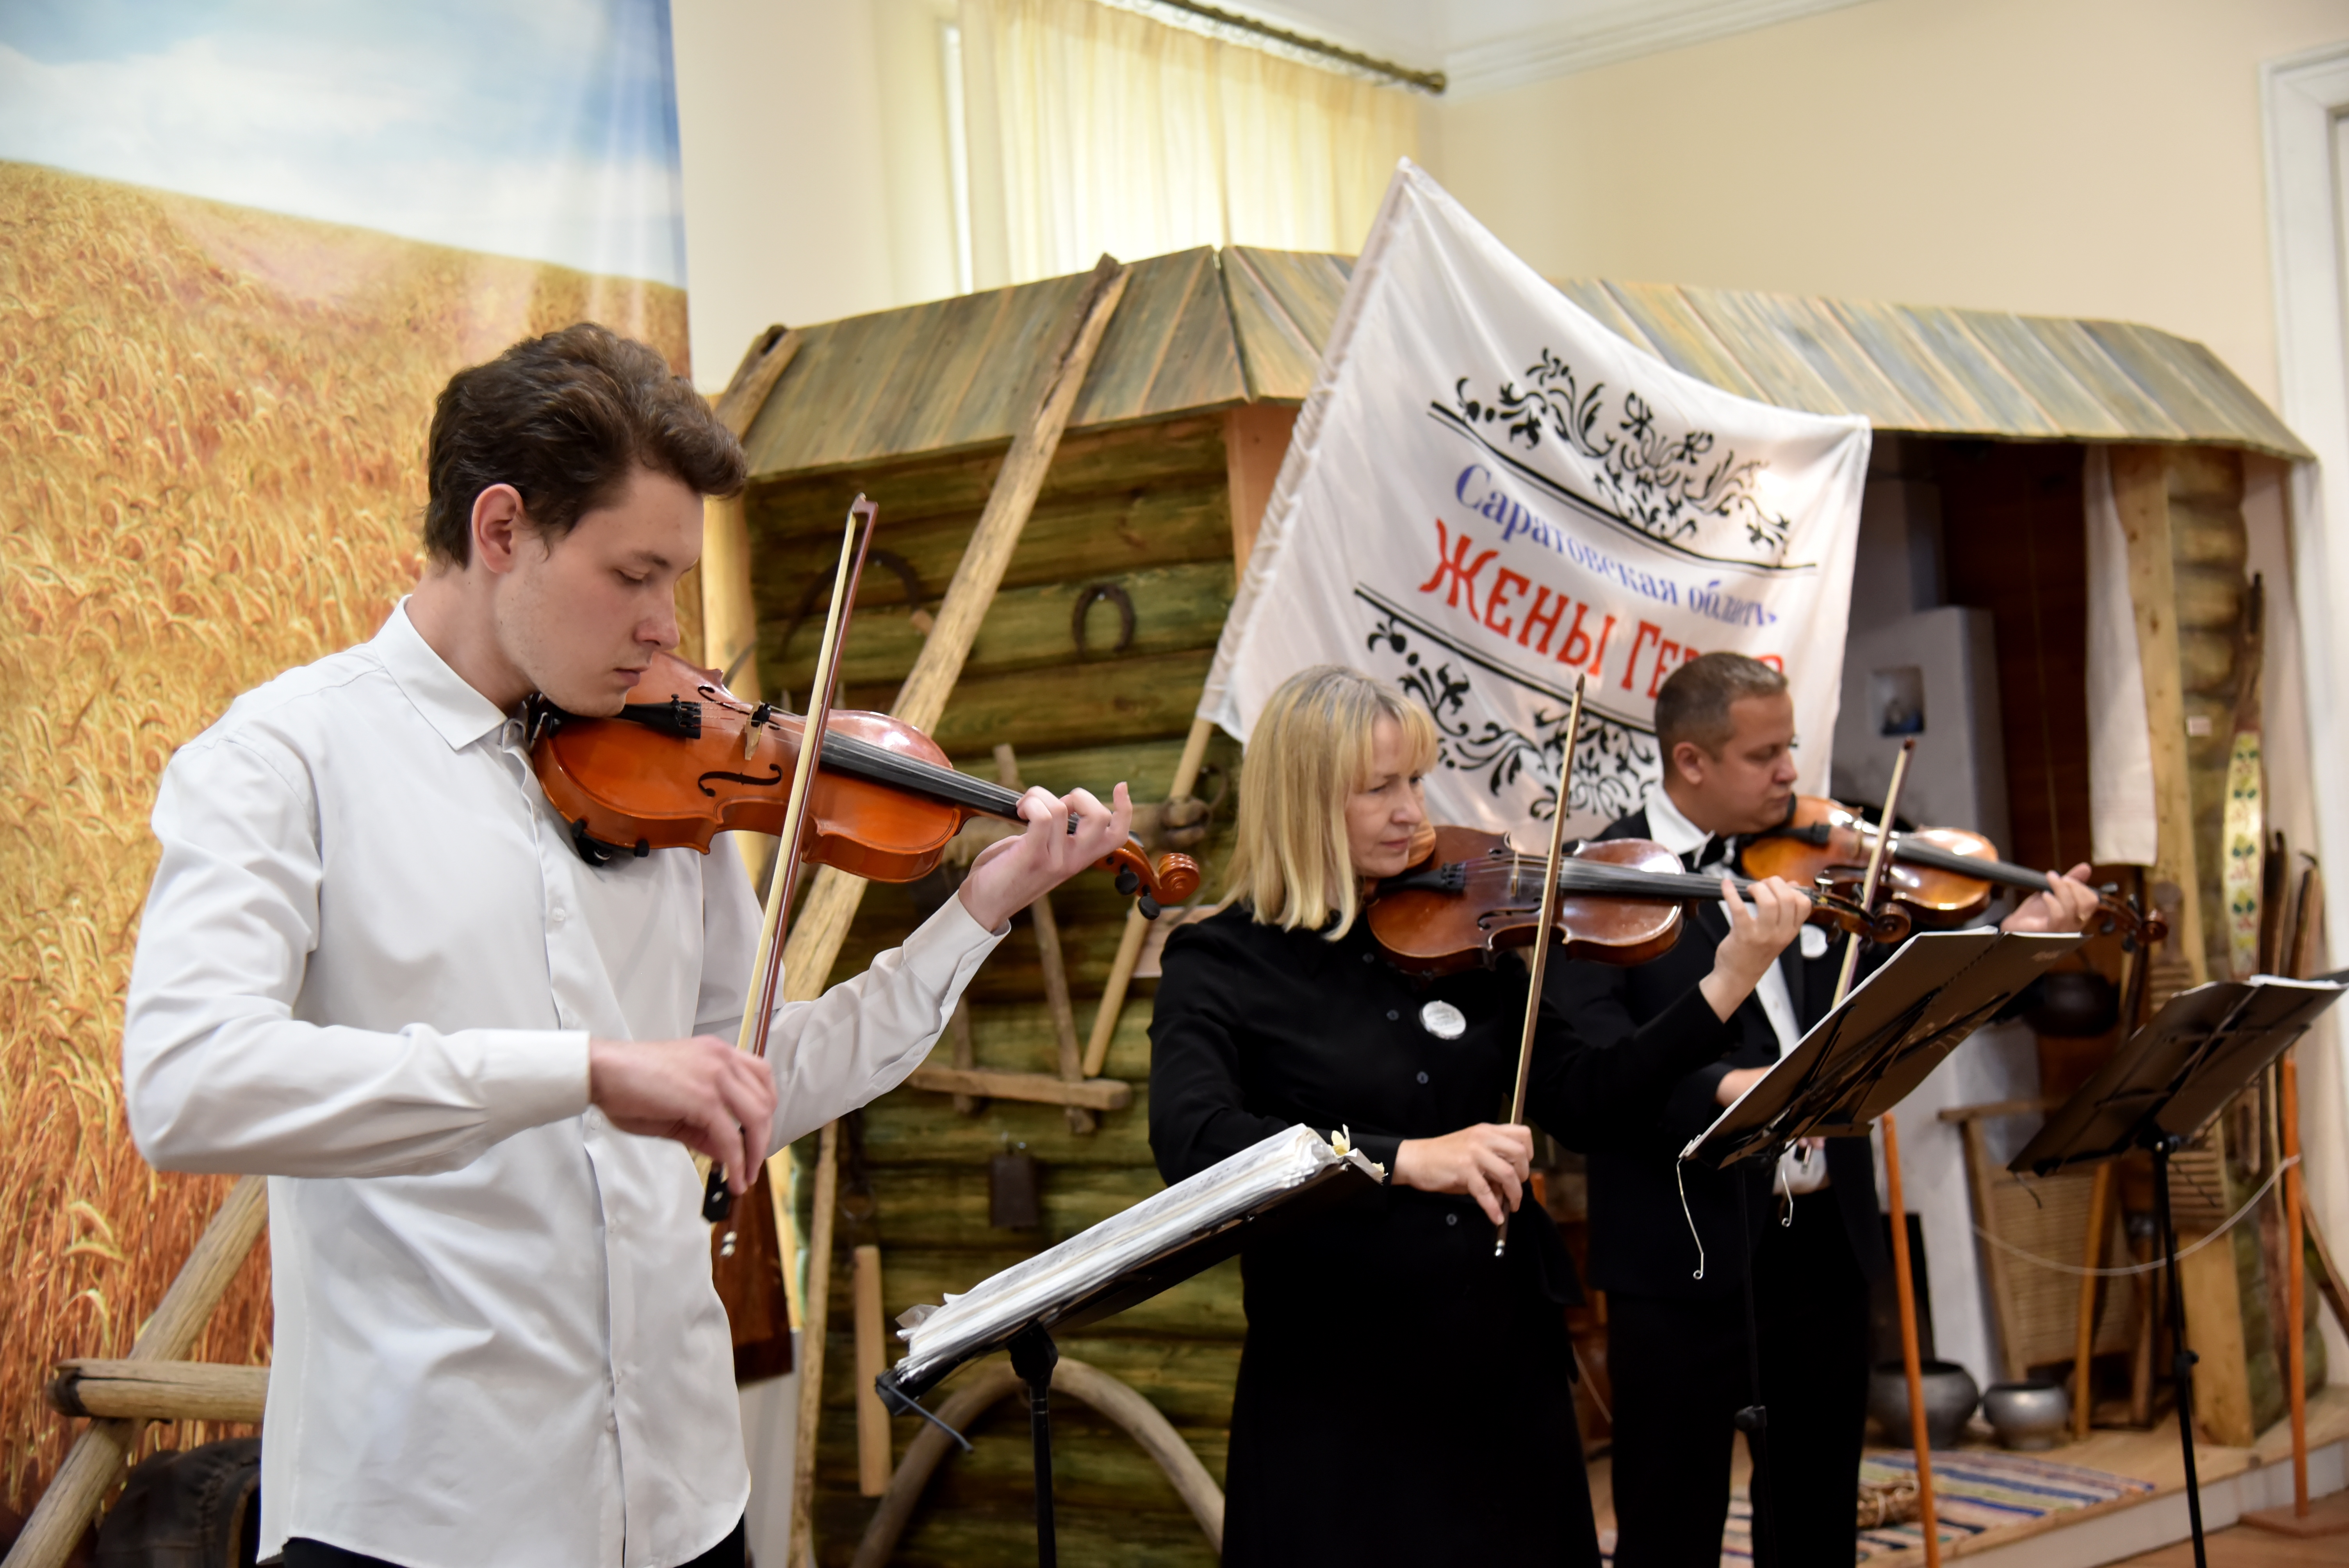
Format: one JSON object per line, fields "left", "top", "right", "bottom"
{"left": 1553, "top": 653, "right": 2098, "bottom": 1568}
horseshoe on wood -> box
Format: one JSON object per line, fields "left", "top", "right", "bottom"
{"left": 1071, "top": 581, "right": 1136, "bottom": 658}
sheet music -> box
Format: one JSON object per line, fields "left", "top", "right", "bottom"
{"left": 893, "top": 1124, "right": 1383, "bottom": 1388}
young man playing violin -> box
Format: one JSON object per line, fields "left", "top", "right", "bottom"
{"left": 1550, "top": 652, "right": 2098, "bottom": 1568}
{"left": 121, "top": 324, "right": 1134, "bottom": 1568}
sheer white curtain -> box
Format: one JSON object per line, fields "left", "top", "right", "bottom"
{"left": 958, "top": 0, "right": 1419, "bottom": 286}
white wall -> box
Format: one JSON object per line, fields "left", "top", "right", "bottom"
{"left": 1425, "top": 0, "right": 2349, "bottom": 412}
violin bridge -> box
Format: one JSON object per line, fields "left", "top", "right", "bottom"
{"left": 743, "top": 704, "right": 772, "bottom": 760}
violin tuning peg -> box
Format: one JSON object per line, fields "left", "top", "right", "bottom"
{"left": 1115, "top": 867, "right": 1140, "bottom": 896}
{"left": 1137, "top": 895, "right": 1162, "bottom": 920}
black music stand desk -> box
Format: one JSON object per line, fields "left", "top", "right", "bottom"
{"left": 2007, "top": 974, "right": 2346, "bottom": 1567}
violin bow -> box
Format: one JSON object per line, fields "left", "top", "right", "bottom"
{"left": 1497, "top": 673, "right": 1586, "bottom": 1258}
{"left": 706, "top": 495, "right": 878, "bottom": 1237}
{"left": 1830, "top": 736, "right": 1913, "bottom": 1011}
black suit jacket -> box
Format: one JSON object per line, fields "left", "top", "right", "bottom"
{"left": 1547, "top": 807, "right": 1893, "bottom": 1301}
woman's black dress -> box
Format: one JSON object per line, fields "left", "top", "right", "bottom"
{"left": 1148, "top": 904, "right": 1740, "bottom": 1566}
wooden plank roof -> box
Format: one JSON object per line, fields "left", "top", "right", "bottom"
{"left": 1564, "top": 279, "right": 2308, "bottom": 461}
{"left": 740, "top": 250, "right": 2310, "bottom": 481}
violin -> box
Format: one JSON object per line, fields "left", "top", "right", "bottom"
{"left": 1367, "top": 824, "right": 1911, "bottom": 979}
{"left": 526, "top": 649, "right": 1200, "bottom": 913}
{"left": 1739, "top": 796, "right": 2165, "bottom": 946}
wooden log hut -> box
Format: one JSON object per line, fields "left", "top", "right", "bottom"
{"left": 704, "top": 251, "right": 2323, "bottom": 1565}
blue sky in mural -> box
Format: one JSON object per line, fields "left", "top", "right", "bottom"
{"left": 0, "top": 0, "right": 688, "bottom": 286}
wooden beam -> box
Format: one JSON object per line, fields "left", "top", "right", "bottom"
{"left": 997, "top": 743, "right": 1092, "bottom": 1134}
{"left": 852, "top": 1245, "right": 891, "bottom": 1498}
{"left": 2073, "top": 1162, "right": 2114, "bottom": 1441}
{"left": 1083, "top": 716, "right": 1216, "bottom": 1079}
{"left": 47, "top": 1360, "right": 267, "bottom": 1425}
{"left": 2110, "top": 445, "right": 2210, "bottom": 985}
{"left": 1221, "top": 402, "right": 1296, "bottom": 574}
{"left": 702, "top": 326, "right": 804, "bottom": 885}
{"left": 786, "top": 1119, "right": 839, "bottom": 1564}
{"left": 702, "top": 328, "right": 805, "bottom": 692}
{"left": 2179, "top": 1221, "right": 2256, "bottom": 1446}
{"left": 5, "top": 1176, "right": 268, "bottom": 1568}
{"left": 785, "top": 255, "right": 1132, "bottom": 1568}
{"left": 904, "top": 1065, "right": 1135, "bottom": 1111}
{"left": 714, "top": 324, "right": 802, "bottom": 440}
{"left": 1959, "top": 1117, "right": 2026, "bottom": 1384}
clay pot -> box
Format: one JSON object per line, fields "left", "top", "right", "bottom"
{"left": 1868, "top": 1360, "right": 1979, "bottom": 1449}
{"left": 1982, "top": 1380, "right": 2071, "bottom": 1450}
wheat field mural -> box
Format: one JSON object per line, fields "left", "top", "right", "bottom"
{"left": 0, "top": 159, "right": 690, "bottom": 1513}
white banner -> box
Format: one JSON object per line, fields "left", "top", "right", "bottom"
{"left": 1200, "top": 161, "right": 1873, "bottom": 835}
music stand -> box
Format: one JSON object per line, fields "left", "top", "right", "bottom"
{"left": 1678, "top": 928, "right": 2083, "bottom": 1560}
{"left": 874, "top": 1126, "right": 1385, "bottom": 1568}
{"left": 2009, "top": 974, "right": 2347, "bottom": 1568}
{"left": 1684, "top": 930, "right": 2084, "bottom": 1168}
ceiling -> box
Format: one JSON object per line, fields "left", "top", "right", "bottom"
{"left": 1213, "top": 0, "right": 1880, "bottom": 99}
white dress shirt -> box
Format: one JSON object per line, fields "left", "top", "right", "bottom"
{"left": 123, "top": 603, "right": 1003, "bottom": 1568}
{"left": 1639, "top": 785, "right": 1830, "bottom": 1194}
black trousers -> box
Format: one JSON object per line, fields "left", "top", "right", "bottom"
{"left": 283, "top": 1516, "right": 745, "bottom": 1568}
{"left": 1606, "top": 1189, "right": 1870, "bottom": 1568}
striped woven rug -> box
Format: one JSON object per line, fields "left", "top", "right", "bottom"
{"left": 1597, "top": 1449, "right": 2156, "bottom": 1564}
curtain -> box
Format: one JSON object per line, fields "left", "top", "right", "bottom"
{"left": 959, "top": 0, "right": 1419, "bottom": 285}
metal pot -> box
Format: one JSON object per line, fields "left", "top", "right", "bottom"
{"left": 1868, "top": 1360, "right": 1979, "bottom": 1449}
{"left": 1982, "top": 1380, "right": 2071, "bottom": 1450}
{"left": 2023, "top": 969, "right": 2119, "bottom": 1037}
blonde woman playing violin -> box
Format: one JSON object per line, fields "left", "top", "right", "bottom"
{"left": 1148, "top": 665, "right": 1809, "bottom": 1566}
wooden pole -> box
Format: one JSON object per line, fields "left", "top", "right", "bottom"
{"left": 1083, "top": 714, "right": 1216, "bottom": 1078}
{"left": 2110, "top": 446, "right": 2209, "bottom": 985}
{"left": 46, "top": 1361, "right": 268, "bottom": 1425}
{"left": 783, "top": 256, "right": 1130, "bottom": 1567}
{"left": 4, "top": 1175, "right": 268, "bottom": 1568}
{"left": 786, "top": 1120, "right": 840, "bottom": 1565}
{"left": 2281, "top": 1048, "right": 2308, "bottom": 1516}
{"left": 997, "top": 743, "right": 1092, "bottom": 1133}
{"left": 1881, "top": 1113, "right": 1942, "bottom": 1568}
{"left": 852, "top": 1244, "right": 891, "bottom": 1497}
{"left": 2074, "top": 1161, "right": 2115, "bottom": 1441}
{"left": 946, "top": 998, "right": 982, "bottom": 1116}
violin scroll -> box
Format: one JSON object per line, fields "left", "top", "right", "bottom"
{"left": 1107, "top": 845, "right": 1200, "bottom": 917}
{"left": 1804, "top": 888, "right": 1913, "bottom": 948}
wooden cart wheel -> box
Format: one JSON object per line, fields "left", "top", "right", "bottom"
{"left": 848, "top": 1356, "right": 1223, "bottom": 1567}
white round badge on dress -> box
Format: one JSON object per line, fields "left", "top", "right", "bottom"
{"left": 1420, "top": 1000, "right": 1467, "bottom": 1040}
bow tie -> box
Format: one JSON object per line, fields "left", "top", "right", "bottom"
{"left": 1682, "top": 834, "right": 1732, "bottom": 874}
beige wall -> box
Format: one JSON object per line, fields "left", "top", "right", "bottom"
{"left": 1425, "top": 0, "right": 2349, "bottom": 411}
{"left": 672, "top": 0, "right": 958, "bottom": 389}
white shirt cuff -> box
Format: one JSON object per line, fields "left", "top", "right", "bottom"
{"left": 477, "top": 1028, "right": 593, "bottom": 1140}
